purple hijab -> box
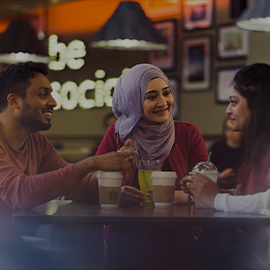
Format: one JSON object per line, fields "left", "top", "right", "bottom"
{"left": 113, "top": 63, "right": 175, "bottom": 167}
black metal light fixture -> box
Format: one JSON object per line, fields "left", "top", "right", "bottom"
{"left": 230, "top": 0, "right": 247, "bottom": 19}
{"left": 90, "top": 1, "right": 168, "bottom": 51}
{"left": 236, "top": 0, "right": 270, "bottom": 32}
{"left": 0, "top": 19, "right": 50, "bottom": 64}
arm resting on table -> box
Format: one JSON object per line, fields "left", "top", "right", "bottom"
{"left": 214, "top": 189, "right": 270, "bottom": 215}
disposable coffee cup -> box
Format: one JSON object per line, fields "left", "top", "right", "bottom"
{"left": 97, "top": 171, "right": 123, "bottom": 209}
{"left": 191, "top": 162, "right": 218, "bottom": 208}
{"left": 151, "top": 171, "right": 176, "bottom": 208}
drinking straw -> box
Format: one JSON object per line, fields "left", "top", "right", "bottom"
{"left": 205, "top": 151, "right": 212, "bottom": 171}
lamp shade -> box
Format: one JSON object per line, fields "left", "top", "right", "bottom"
{"left": 236, "top": 0, "right": 270, "bottom": 32}
{"left": 90, "top": 1, "right": 168, "bottom": 51}
{"left": 0, "top": 19, "right": 50, "bottom": 64}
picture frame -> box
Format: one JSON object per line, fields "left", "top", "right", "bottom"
{"left": 216, "top": 67, "right": 243, "bottom": 103}
{"left": 168, "top": 77, "right": 179, "bottom": 119}
{"left": 183, "top": 0, "right": 214, "bottom": 31}
{"left": 217, "top": 24, "right": 249, "bottom": 60}
{"left": 148, "top": 20, "right": 176, "bottom": 71}
{"left": 182, "top": 36, "right": 212, "bottom": 92}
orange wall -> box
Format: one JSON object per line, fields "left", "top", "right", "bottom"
{"left": 0, "top": 0, "right": 181, "bottom": 35}
{"left": 46, "top": 0, "right": 181, "bottom": 35}
{"left": 0, "top": 17, "right": 15, "bottom": 33}
{"left": 47, "top": 0, "right": 122, "bottom": 35}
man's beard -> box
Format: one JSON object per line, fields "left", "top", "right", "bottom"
{"left": 18, "top": 102, "right": 51, "bottom": 132}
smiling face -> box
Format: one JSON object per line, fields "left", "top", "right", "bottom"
{"left": 226, "top": 87, "right": 251, "bottom": 133}
{"left": 18, "top": 73, "right": 57, "bottom": 132}
{"left": 143, "top": 78, "right": 174, "bottom": 124}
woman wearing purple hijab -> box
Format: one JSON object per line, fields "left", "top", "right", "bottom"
{"left": 89, "top": 64, "right": 208, "bottom": 269}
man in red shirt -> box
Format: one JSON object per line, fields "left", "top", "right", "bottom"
{"left": 0, "top": 61, "right": 135, "bottom": 210}
{"left": 0, "top": 61, "right": 135, "bottom": 269}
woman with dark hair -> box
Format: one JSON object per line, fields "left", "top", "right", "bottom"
{"left": 182, "top": 63, "right": 270, "bottom": 210}
{"left": 208, "top": 116, "right": 244, "bottom": 189}
{"left": 181, "top": 63, "right": 270, "bottom": 269}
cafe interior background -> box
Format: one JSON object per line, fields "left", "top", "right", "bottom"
{"left": 0, "top": 0, "right": 266, "bottom": 162}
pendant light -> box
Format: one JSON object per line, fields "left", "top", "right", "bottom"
{"left": 90, "top": 1, "right": 168, "bottom": 51}
{"left": 0, "top": 19, "right": 50, "bottom": 64}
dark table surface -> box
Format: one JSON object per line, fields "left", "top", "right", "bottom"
{"left": 12, "top": 200, "right": 270, "bottom": 227}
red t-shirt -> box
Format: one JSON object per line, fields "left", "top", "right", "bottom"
{"left": 0, "top": 127, "right": 90, "bottom": 210}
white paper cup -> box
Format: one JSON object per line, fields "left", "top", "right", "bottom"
{"left": 151, "top": 172, "right": 176, "bottom": 208}
{"left": 97, "top": 171, "right": 123, "bottom": 209}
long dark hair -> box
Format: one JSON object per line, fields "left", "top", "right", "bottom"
{"left": 233, "top": 63, "right": 270, "bottom": 194}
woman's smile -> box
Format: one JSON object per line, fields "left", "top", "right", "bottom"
{"left": 153, "top": 107, "right": 168, "bottom": 114}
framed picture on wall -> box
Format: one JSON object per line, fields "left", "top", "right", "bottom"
{"left": 168, "top": 77, "right": 179, "bottom": 119}
{"left": 148, "top": 20, "right": 176, "bottom": 71}
{"left": 216, "top": 67, "right": 243, "bottom": 103}
{"left": 217, "top": 24, "right": 249, "bottom": 60}
{"left": 182, "top": 36, "right": 211, "bottom": 92}
{"left": 183, "top": 0, "right": 214, "bottom": 31}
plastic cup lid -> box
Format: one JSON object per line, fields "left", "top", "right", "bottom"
{"left": 151, "top": 171, "right": 177, "bottom": 178}
{"left": 97, "top": 171, "right": 123, "bottom": 178}
{"left": 192, "top": 162, "right": 218, "bottom": 172}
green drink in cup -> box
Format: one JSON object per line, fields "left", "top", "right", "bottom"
{"left": 138, "top": 160, "right": 161, "bottom": 206}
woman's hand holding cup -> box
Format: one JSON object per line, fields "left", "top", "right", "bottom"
{"left": 145, "top": 189, "right": 154, "bottom": 201}
{"left": 120, "top": 185, "right": 145, "bottom": 205}
{"left": 181, "top": 172, "right": 219, "bottom": 208}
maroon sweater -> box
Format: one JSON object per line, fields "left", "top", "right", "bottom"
{"left": 97, "top": 121, "right": 208, "bottom": 186}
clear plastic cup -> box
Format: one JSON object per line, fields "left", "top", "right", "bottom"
{"left": 138, "top": 160, "right": 161, "bottom": 206}
{"left": 192, "top": 162, "right": 218, "bottom": 208}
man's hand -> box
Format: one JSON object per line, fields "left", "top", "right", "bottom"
{"left": 92, "top": 145, "right": 136, "bottom": 177}
{"left": 117, "top": 139, "right": 136, "bottom": 179}
{"left": 75, "top": 139, "right": 137, "bottom": 178}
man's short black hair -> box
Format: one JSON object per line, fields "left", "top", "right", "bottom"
{"left": 0, "top": 61, "right": 49, "bottom": 112}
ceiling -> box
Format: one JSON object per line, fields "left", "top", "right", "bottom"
{"left": 0, "top": 0, "right": 79, "bottom": 18}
